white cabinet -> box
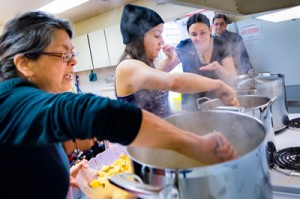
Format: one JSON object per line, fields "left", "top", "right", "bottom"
{"left": 72, "top": 25, "right": 125, "bottom": 72}
{"left": 105, "top": 24, "right": 125, "bottom": 66}
{"left": 72, "top": 34, "right": 93, "bottom": 72}
{"left": 88, "top": 29, "right": 110, "bottom": 69}
{"left": 73, "top": 29, "right": 111, "bottom": 72}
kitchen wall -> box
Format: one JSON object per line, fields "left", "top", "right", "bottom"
{"left": 228, "top": 17, "right": 300, "bottom": 86}
{"left": 72, "top": 66, "right": 116, "bottom": 99}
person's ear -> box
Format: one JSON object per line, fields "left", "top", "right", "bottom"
{"left": 14, "top": 54, "right": 33, "bottom": 78}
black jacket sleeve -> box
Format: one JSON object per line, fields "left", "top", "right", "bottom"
{"left": 0, "top": 78, "right": 142, "bottom": 146}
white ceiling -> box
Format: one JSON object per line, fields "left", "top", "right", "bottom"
{"left": 1, "top": 0, "right": 300, "bottom": 28}
{"left": 0, "top": 0, "right": 137, "bottom": 27}
{"left": 166, "top": 0, "right": 300, "bottom": 16}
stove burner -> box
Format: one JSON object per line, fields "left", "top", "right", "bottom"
{"left": 288, "top": 117, "right": 300, "bottom": 130}
{"left": 274, "top": 147, "right": 300, "bottom": 176}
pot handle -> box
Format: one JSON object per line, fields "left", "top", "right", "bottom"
{"left": 109, "top": 173, "right": 180, "bottom": 199}
{"left": 196, "top": 97, "right": 211, "bottom": 105}
{"left": 248, "top": 69, "right": 257, "bottom": 78}
{"left": 267, "top": 96, "right": 277, "bottom": 107}
{"left": 211, "top": 106, "right": 245, "bottom": 112}
{"left": 196, "top": 97, "right": 211, "bottom": 108}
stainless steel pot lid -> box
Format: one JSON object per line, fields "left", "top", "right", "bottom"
{"left": 225, "top": 71, "right": 285, "bottom": 89}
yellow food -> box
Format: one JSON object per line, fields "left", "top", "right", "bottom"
{"left": 89, "top": 153, "right": 134, "bottom": 199}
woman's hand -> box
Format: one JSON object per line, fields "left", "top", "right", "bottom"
{"left": 200, "top": 132, "right": 237, "bottom": 163}
{"left": 69, "top": 159, "right": 88, "bottom": 188}
{"left": 199, "top": 61, "right": 219, "bottom": 71}
{"left": 199, "top": 61, "right": 236, "bottom": 78}
{"left": 215, "top": 81, "right": 240, "bottom": 107}
{"left": 161, "top": 44, "right": 175, "bottom": 60}
{"left": 157, "top": 44, "right": 180, "bottom": 72}
{"left": 184, "top": 131, "right": 237, "bottom": 164}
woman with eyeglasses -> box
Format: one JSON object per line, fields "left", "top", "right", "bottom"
{"left": 159, "top": 13, "right": 237, "bottom": 111}
{"left": 0, "top": 11, "right": 237, "bottom": 198}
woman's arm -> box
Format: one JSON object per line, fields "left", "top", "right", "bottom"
{"left": 199, "top": 57, "right": 236, "bottom": 79}
{"left": 115, "top": 59, "right": 238, "bottom": 106}
{"left": 130, "top": 110, "right": 237, "bottom": 164}
{"left": 156, "top": 44, "right": 181, "bottom": 72}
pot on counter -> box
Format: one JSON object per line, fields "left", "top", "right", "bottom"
{"left": 109, "top": 111, "right": 273, "bottom": 199}
{"left": 224, "top": 70, "right": 289, "bottom": 132}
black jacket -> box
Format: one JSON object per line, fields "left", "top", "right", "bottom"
{"left": 0, "top": 78, "right": 142, "bottom": 199}
{"left": 215, "top": 30, "right": 253, "bottom": 75}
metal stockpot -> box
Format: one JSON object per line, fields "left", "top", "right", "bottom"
{"left": 225, "top": 71, "right": 289, "bottom": 132}
{"left": 197, "top": 95, "right": 277, "bottom": 146}
{"left": 109, "top": 111, "right": 273, "bottom": 199}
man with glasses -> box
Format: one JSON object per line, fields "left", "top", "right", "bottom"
{"left": 213, "top": 13, "right": 253, "bottom": 75}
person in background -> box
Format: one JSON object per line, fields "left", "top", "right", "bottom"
{"left": 157, "top": 13, "right": 237, "bottom": 111}
{"left": 212, "top": 13, "right": 253, "bottom": 75}
{"left": 62, "top": 86, "right": 105, "bottom": 166}
{"left": 115, "top": 4, "right": 239, "bottom": 117}
{"left": 0, "top": 11, "right": 237, "bottom": 199}
{"left": 62, "top": 138, "right": 105, "bottom": 166}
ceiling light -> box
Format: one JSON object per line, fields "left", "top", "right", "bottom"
{"left": 37, "top": 0, "right": 89, "bottom": 14}
{"left": 256, "top": 6, "right": 300, "bottom": 22}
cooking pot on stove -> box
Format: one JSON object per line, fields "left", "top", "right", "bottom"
{"left": 197, "top": 95, "right": 277, "bottom": 147}
{"left": 109, "top": 111, "right": 273, "bottom": 199}
{"left": 224, "top": 70, "right": 289, "bottom": 132}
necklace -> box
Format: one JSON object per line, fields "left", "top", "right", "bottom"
{"left": 196, "top": 39, "right": 212, "bottom": 64}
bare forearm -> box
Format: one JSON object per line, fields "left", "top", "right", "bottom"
{"left": 214, "top": 62, "right": 236, "bottom": 78}
{"left": 130, "top": 110, "right": 185, "bottom": 151}
{"left": 199, "top": 61, "right": 236, "bottom": 79}
{"left": 129, "top": 110, "right": 237, "bottom": 164}
{"left": 170, "top": 73, "right": 223, "bottom": 94}
{"left": 130, "top": 110, "right": 203, "bottom": 159}
{"left": 156, "top": 57, "right": 180, "bottom": 72}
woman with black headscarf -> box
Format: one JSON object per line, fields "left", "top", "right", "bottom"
{"left": 115, "top": 4, "right": 239, "bottom": 116}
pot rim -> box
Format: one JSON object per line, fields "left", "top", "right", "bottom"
{"left": 198, "top": 95, "right": 272, "bottom": 111}
{"left": 127, "top": 110, "right": 267, "bottom": 171}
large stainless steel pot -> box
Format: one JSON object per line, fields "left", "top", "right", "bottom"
{"left": 197, "top": 95, "right": 276, "bottom": 147}
{"left": 109, "top": 111, "right": 273, "bottom": 199}
{"left": 225, "top": 71, "right": 289, "bottom": 132}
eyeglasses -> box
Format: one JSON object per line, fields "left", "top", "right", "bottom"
{"left": 40, "top": 51, "right": 78, "bottom": 62}
{"left": 214, "top": 22, "right": 226, "bottom": 27}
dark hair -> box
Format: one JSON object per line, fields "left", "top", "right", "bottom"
{"left": 186, "top": 13, "right": 210, "bottom": 32}
{"left": 119, "top": 37, "right": 151, "bottom": 65}
{"left": 0, "top": 11, "right": 73, "bottom": 81}
{"left": 212, "top": 13, "right": 231, "bottom": 24}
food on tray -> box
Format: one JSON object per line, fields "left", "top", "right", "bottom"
{"left": 90, "top": 153, "right": 133, "bottom": 188}
{"left": 88, "top": 153, "right": 134, "bottom": 199}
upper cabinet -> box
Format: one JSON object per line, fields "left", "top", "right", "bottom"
{"left": 73, "top": 29, "right": 110, "bottom": 72}
{"left": 72, "top": 34, "right": 93, "bottom": 72}
{"left": 88, "top": 29, "right": 110, "bottom": 69}
{"left": 105, "top": 24, "right": 125, "bottom": 66}
{"left": 73, "top": 25, "right": 125, "bottom": 72}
